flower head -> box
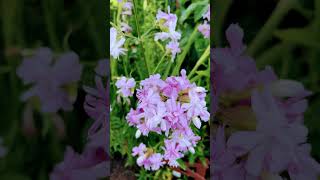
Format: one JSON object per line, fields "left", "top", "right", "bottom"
{"left": 110, "top": 27, "right": 126, "bottom": 59}
{"left": 115, "top": 76, "right": 136, "bottom": 97}
{"left": 17, "top": 47, "right": 82, "bottom": 113}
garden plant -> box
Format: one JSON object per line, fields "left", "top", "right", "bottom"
{"left": 110, "top": 0, "right": 210, "bottom": 179}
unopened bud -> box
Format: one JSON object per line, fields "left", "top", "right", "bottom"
{"left": 135, "top": 129, "right": 141, "bottom": 139}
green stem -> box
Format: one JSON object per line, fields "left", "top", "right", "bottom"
{"left": 111, "top": 59, "right": 118, "bottom": 79}
{"left": 43, "top": 0, "right": 60, "bottom": 50}
{"left": 172, "top": 25, "right": 199, "bottom": 76}
{"left": 213, "top": 0, "right": 233, "bottom": 46}
{"left": 1, "top": 0, "right": 22, "bottom": 153}
{"left": 188, "top": 46, "right": 210, "bottom": 79}
{"left": 132, "top": 0, "right": 150, "bottom": 75}
{"left": 117, "top": 2, "right": 123, "bottom": 25}
{"left": 133, "top": 0, "right": 141, "bottom": 37}
{"left": 247, "top": 0, "right": 294, "bottom": 57}
{"left": 153, "top": 53, "right": 167, "bottom": 74}
{"left": 164, "top": 62, "right": 172, "bottom": 78}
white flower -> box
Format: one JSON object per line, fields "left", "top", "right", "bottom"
{"left": 110, "top": 27, "right": 126, "bottom": 59}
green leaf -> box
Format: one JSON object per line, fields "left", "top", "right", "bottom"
{"left": 180, "top": 1, "right": 208, "bottom": 23}
{"left": 274, "top": 28, "right": 320, "bottom": 50}
{"left": 177, "top": 159, "right": 187, "bottom": 170}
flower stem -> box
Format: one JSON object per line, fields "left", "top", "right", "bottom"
{"left": 153, "top": 53, "right": 167, "bottom": 74}
{"left": 133, "top": 0, "right": 150, "bottom": 75}
{"left": 172, "top": 24, "right": 199, "bottom": 76}
{"left": 247, "top": 0, "right": 294, "bottom": 57}
{"left": 188, "top": 46, "right": 210, "bottom": 79}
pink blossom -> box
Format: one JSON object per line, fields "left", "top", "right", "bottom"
{"left": 166, "top": 41, "right": 181, "bottom": 61}
{"left": 132, "top": 143, "right": 147, "bottom": 156}
{"left": 133, "top": 145, "right": 164, "bottom": 171}
{"left": 154, "top": 7, "right": 181, "bottom": 61}
{"left": 115, "top": 76, "right": 136, "bottom": 97}
{"left": 212, "top": 126, "right": 248, "bottom": 180}
{"left": 126, "top": 108, "right": 143, "bottom": 126}
{"left": 198, "top": 21, "right": 210, "bottom": 39}
{"left": 149, "top": 153, "right": 165, "bottom": 170}
{"left": 287, "top": 144, "right": 320, "bottom": 180}
{"left": 120, "top": 22, "right": 132, "bottom": 33}
{"left": 50, "top": 146, "right": 108, "bottom": 180}
{"left": 83, "top": 76, "right": 108, "bottom": 136}
{"left": 94, "top": 59, "right": 108, "bottom": 77}
{"left": 156, "top": 7, "right": 178, "bottom": 29}
{"left": 163, "top": 139, "right": 183, "bottom": 167}
{"left": 17, "top": 47, "right": 82, "bottom": 113}
{"left": 227, "top": 87, "right": 308, "bottom": 176}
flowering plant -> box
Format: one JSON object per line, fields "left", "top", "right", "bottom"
{"left": 110, "top": 0, "right": 210, "bottom": 178}
{"left": 212, "top": 23, "right": 320, "bottom": 180}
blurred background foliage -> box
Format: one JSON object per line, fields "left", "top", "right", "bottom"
{"left": 0, "top": 0, "right": 106, "bottom": 179}
{"left": 213, "top": 0, "right": 320, "bottom": 162}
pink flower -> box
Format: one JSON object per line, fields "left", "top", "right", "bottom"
{"left": 140, "top": 74, "right": 166, "bottom": 91}
{"left": 126, "top": 108, "right": 143, "bottom": 126}
{"left": 156, "top": 7, "right": 178, "bottom": 29}
{"left": 212, "top": 126, "right": 245, "bottom": 180}
{"left": 165, "top": 98, "right": 186, "bottom": 129}
{"left": 199, "top": 5, "right": 210, "bottom": 39}
{"left": 122, "top": 1, "right": 133, "bottom": 16}
{"left": 94, "top": 59, "right": 108, "bottom": 77}
{"left": 145, "top": 102, "right": 167, "bottom": 131}
{"left": 83, "top": 76, "right": 108, "bottom": 136}
{"left": 287, "top": 144, "right": 320, "bottom": 180}
{"left": 198, "top": 21, "right": 210, "bottom": 39}
{"left": 120, "top": 22, "right": 132, "bottom": 33}
{"left": 166, "top": 41, "right": 181, "bottom": 61}
{"left": 133, "top": 144, "right": 164, "bottom": 171}
{"left": 163, "top": 139, "right": 183, "bottom": 167}
{"left": 149, "top": 153, "right": 164, "bottom": 170}
{"left": 132, "top": 143, "right": 147, "bottom": 156}
{"left": 17, "top": 47, "right": 82, "bottom": 113}
{"left": 115, "top": 76, "right": 136, "bottom": 97}
{"left": 137, "top": 88, "right": 161, "bottom": 110}
{"left": 50, "top": 146, "right": 109, "bottom": 180}
{"left": 154, "top": 7, "right": 181, "bottom": 61}
{"left": 182, "top": 87, "right": 210, "bottom": 123}
{"left": 227, "top": 87, "right": 308, "bottom": 176}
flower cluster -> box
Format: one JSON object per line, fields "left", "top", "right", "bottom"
{"left": 117, "top": 0, "right": 133, "bottom": 33}
{"left": 212, "top": 24, "right": 320, "bottom": 180}
{"left": 155, "top": 7, "right": 181, "bottom": 61}
{"left": 122, "top": 70, "right": 209, "bottom": 170}
{"left": 198, "top": 5, "right": 210, "bottom": 39}
{"left": 115, "top": 76, "right": 135, "bottom": 98}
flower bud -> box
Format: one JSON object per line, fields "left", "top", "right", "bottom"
{"left": 192, "top": 117, "right": 201, "bottom": 129}
{"left": 172, "top": 170, "right": 181, "bottom": 177}
{"left": 135, "top": 129, "right": 141, "bottom": 139}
